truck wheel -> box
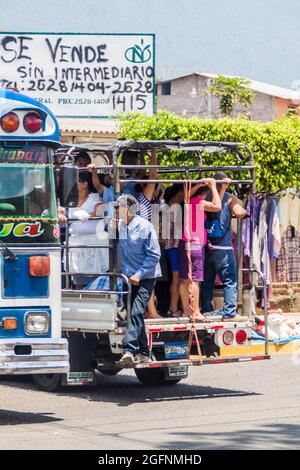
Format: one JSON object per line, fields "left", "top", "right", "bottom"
{"left": 32, "top": 373, "right": 62, "bottom": 392}
{"left": 134, "top": 368, "right": 183, "bottom": 386}
{"left": 98, "top": 369, "right": 120, "bottom": 376}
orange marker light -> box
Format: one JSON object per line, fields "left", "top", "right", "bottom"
{"left": 1, "top": 112, "right": 20, "bottom": 133}
{"left": 3, "top": 318, "right": 17, "bottom": 330}
{"left": 29, "top": 256, "right": 50, "bottom": 277}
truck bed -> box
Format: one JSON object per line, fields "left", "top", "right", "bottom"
{"left": 61, "top": 291, "right": 255, "bottom": 333}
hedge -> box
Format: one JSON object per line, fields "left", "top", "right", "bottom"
{"left": 118, "top": 111, "right": 300, "bottom": 193}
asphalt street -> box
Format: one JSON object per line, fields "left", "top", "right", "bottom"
{"left": 0, "top": 355, "right": 299, "bottom": 450}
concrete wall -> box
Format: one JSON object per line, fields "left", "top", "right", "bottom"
{"left": 157, "top": 74, "right": 287, "bottom": 121}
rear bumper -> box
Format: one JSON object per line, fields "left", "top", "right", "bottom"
{"left": 0, "top": 338, "right": 69, "bottom": 375}
{"left": 98, "top": 354, "right": 271, "bottom": 370}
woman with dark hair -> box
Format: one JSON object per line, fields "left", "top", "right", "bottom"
{"left": 132, "top": 149, "right": 163, "bottom": 319}
{"left": 68, "top": 171, "right": 103, "bottom": 225}
{"left": 163, "top": 184, "right": 184, "bottom": 317}
{"left": 67, "top": 172, "right": 105, "bottom": 289}
{"left": 75, "top": 151, "right": 91, "bottom": 168}
{"left": 179, "top": 178, "right": 222, "bottom": 320}
{"left": 135, "top": 148, "right": 161, "bottom": 221}
{"left": 164, "top": 182, "right": 215, "bottom": 317}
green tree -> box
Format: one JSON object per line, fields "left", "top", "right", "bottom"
{"left": 205, "top": 75, "right": 255, "bottom": 116}
{"left": 118, "top": 110, "right": 300, "bottom": 193}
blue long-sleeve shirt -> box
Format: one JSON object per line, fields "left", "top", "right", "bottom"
{"left": 118, "top": 216, "right": 162, "bottom": 280}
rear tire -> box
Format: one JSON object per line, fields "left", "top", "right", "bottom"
{"left": 134, "top": 368, "right": 183, "bottom": 386}
{"left": 32, "top": 373, "right": 62, "bottom": 392}
{"left": 98, "top": 368, "right": 120, "bottom": 376}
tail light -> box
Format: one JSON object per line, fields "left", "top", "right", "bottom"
{"left": 23, "top": 111, "right": 42, "bottom": 133}
{"left": 1, "top": 112, "right": 20, "bottom": 132}
{"left": 222, "top": 330, "right": 234, "bottom": 345}
{"left": 236, "top": 329, "right": 247, "bottom": 345}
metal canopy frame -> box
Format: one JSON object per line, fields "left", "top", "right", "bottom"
{"left": 113, "top": 139, "right": 253, "bottom": 162}
{"left": 59, "top": 139, "right": 268, "bottom": 357}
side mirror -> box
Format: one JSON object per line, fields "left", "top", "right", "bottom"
{"left": 59, "top": 164, "right": 79, "bottom": 208}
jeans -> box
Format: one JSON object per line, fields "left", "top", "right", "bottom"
{"left": 123, "top": 279, "right": 155, "bottom": 356}
{"left": 201, "top": 249, "right": 237, "bottom": 318}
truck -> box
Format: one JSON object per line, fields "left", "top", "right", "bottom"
{"left": 0, "top": 88, "right": 69, "bottom": 377}
{"left": 0, "top": 89, "right": 269, "bottom": 392}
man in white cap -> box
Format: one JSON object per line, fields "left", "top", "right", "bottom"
{"left": 114, "top": 195, "right": 161, "bottom": 364}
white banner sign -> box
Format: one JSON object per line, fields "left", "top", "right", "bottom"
{"left": 0, "top": 33, "right": 155, "bottom": 117}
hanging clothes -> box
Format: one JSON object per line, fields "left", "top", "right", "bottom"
{"left": 278, "top": 193, "right": 300, "bottom": 235}
{"left": 258, "top": 198, "right": 271, "bottom": 286}
{"left": 276, "top": 226, "right": 300, "bottom": 282}
{"left": 243, "top": 195, "right": 261, "bottom": 258}
{"left": 266, "top": 197, "right": 281, "bottom": 260}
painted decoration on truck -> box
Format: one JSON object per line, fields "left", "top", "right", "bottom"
{"left": 0, "top": 33, "right": 155, "bottom": 117}
{"left": 0, "top": 219, "right": 59, "bottom": 244}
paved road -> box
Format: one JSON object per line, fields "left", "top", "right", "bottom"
{"left": 0, "top": 355, "right": 299, "bottom": 450}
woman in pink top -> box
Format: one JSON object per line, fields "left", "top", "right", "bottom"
{"left": 179, "top": 178, "right": 221, "bottom": 320}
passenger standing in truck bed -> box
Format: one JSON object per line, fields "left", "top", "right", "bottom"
{"left": 134, "top": 148, "right": 164, "bottom": 319}
{"left": 201, "top": 172, "right": 248, "bottom": 321}
{"left": 114, "top": 195, "right": 162, "bottom": 365}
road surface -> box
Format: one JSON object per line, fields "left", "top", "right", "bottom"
{"left": 0, "top": 355, "right": 299, "bottom": 450}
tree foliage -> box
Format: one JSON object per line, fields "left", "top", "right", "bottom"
{"left": 118, "top": 110, "right": 300, "bottom": 193}
{"left": 205, "top": 75, "right": 255, "bottom": 116}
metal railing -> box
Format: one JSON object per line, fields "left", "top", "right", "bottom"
{"left": 58, "top": 139, "right": 268, "bottom": 351}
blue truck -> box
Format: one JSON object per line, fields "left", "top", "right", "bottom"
{"left": 0, "top": 89, "right": 269, "bottom": 392}
{"left": 0, "top": 88, "right": 69, "bottom": 378}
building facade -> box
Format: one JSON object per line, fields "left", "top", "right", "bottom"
{"left": 157, "top": 73, "right": 300, "bottom": 121}
{"left": 58, "top": 118, "right": 118, "bottom": 144}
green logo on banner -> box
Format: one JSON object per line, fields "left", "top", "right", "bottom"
{"left": 125, "top": 39, "right": 152, "bottom": 63}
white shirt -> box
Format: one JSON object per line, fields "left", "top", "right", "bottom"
{"left": 69, "top": 193, "right": 101, "bottom": 218}
{"left": 69, "top": 193, "right": 103, "bottom": 235}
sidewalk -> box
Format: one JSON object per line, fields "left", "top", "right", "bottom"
{"left": 220, "top": 339, "right": 300, "bottom": 357}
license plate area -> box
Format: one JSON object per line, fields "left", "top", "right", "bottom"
{"left": 164, "top": 342, "right": 189, "bottom": 360}
{"left": 66, "top": 371, "right": 95, "bottom": 385}
{"left": 166, "top": 365, "right": 188, "bottom": 378}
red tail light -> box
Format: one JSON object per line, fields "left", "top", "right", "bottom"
{"left": 222, "top": 330, "right": 234, "bottom": 345}
{"left": 236, "top": 329, "right": 247, "bottom": 345}
{"left": 23, "top": 112, "right": 42, "bottom": 133}
{"left": 1, "top": 112, "right": 20, "bottom": 132}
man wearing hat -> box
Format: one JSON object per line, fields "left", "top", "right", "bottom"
{"left": 114, "top": 195, "right": 161, "bottom": 365}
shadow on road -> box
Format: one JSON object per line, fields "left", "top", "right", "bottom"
{"left": 0, "top": 374, "right": 259, "bottom": 406}
{"left": 162, "top": 422, "right": 300, "bottom": 449}
{"left": 0, "top": 373, "right": 261, "bottom": 407}
{"left": 0, "top": 409, "right": 61, "bottom": 426}
{"left": 71, "top": 374, "right": 260, "bottom": 407}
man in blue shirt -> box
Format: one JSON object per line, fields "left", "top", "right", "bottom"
{"left": 114, "top": 195, "right": 161, "bottom": 365}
